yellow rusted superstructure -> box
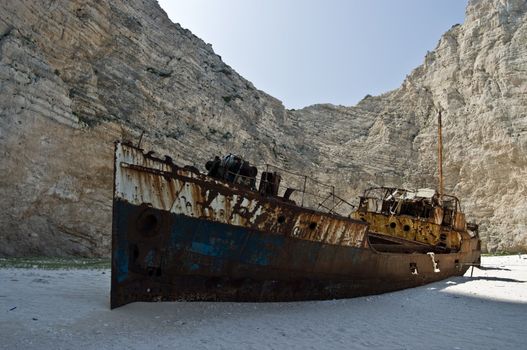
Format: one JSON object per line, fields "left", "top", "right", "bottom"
{"left": 352, "top": 187, "right": 473, "bottom": 252}
{"left": 352, "top": 211, "right": 441, "bottom": 245}
{"left": 352, "top": 211, "right": 462, "bottom": 250}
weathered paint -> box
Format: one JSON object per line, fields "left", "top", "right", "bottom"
{"left": 114, "top": 142, "right": 367, "bottom": 249}
{"left": 111, "top": 142, "right": 481, "bottom": 308}
{"left": 111, "top": 200, "right": 480, "bottom": 307}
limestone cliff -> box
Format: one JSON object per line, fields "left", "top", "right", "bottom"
{"left": 0, "top": 0, "right": 525, "bottom": 256}
{"left": 289, "top": 0, "right": 527, "bottom": 252}
{"left": 0, "top": 0, "right": 296, "bottom": 256}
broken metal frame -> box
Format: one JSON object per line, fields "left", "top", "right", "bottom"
{"left": 359, "top": 186, "right": 462, "bottom": 224}
{"left": 220, "top": 162, "right": 356, "bottom": 217}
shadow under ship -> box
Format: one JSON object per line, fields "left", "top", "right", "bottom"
{"left": 111, "top": 140, "right": 481, "bottom": 308}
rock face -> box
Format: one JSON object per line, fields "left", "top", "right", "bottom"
{"left": 0, "top": 0, "right": 525, "bottom": 256}
{"left": 0, "top": 0, "right": 295, "bottom": 256}
{"left": 290, "top": 0, "right": 527, "bottom": 253}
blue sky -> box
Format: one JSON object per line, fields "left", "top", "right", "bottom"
{"left": 158, "top": 0, "right": 468, "bottom": 109}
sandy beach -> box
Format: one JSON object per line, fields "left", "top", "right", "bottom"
{"left": 1, "top": 255, "right": 526, "bottom": 350}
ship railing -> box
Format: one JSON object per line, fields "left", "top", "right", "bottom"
{"left": 223, "top": 164, "right": 356, "bottom": 217}
{"left": 361, "top": 187, "right": 462, "bottom": 213}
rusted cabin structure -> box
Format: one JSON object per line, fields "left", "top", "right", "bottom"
{"left": 352, "top": 187, "right": 480, "bottom": 255}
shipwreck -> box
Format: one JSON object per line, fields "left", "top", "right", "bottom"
{"left": 111, "top": 113, "right": 480, "bottom": 308}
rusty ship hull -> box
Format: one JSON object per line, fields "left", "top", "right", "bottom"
{"left": 111, "top": 142, "right": 481, "bottom": 308}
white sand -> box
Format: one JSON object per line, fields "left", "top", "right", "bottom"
{"left": 1, "top": 255, "right": 526, "bottom": 350}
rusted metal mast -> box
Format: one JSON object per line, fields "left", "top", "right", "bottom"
{"left": 438, "top": 110, "right": 444, "bottom": 199}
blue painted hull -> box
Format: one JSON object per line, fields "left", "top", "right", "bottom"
{"left": 111, "top": 200, "right": 478, "bottom": 308}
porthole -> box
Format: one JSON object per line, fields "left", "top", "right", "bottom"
{"left": 136, "top": 209, "right": 161, "bottom": 237}
{"left": 403, "top": 224, "right": 410, "bottom": 232}
{"left": 390, "top": 222, "right": 396, "bottom": 229}
{"left": 309, "top": 222, "right": 317, "bottom": 230}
